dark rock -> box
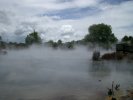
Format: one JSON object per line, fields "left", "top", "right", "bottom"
{"left": 101, "top": 52, "right": 125, "bottom": 60}
{"left": 92, "top": 51, "right": 100, "bottom": 61}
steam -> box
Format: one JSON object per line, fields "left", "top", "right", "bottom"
{"left": 0, "top": 46, "right": 133, "bottom": 100}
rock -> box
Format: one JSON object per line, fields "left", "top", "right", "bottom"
{"left": 92, "top": 51, "right": 100, "bottom": 61}
{"left": 101, "top": 52, "right": 125, "bottom": 60}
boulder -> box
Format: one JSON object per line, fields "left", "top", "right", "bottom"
{"left": 101, "top": 52, "right": 125, "bottom": 60}
{"left": 92, "top": 51, "right": 100, "bottom": 61}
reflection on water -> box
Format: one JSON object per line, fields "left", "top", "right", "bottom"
{"left": 0, "top": 47, "right": 133, "bottom": 100}
{"left": 89, "top": 61, "right": 111, "bottom": 78}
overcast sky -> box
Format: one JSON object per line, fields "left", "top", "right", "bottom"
{"left": 0, "top": 0, "right": 133, "bottom": 42}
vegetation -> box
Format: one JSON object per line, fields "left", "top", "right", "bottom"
{"left": 0, "top": 36, "right": 2, "bottom": 42}
{"left": 46, "top": 40, "right": 58, "bottom": 48}
{"left": 0, "top": 36, "right": 6, "bottom": 49}
{"left": 84, "top": 23, "right": 118, "bottom": 47}
{"left": 0, "top": 23, "right": 132, "bottom": 50}
{"left": 66, "top": 41, "right": 74, "bottom": 49}
{"left": 25, "top": 30, "right": 42, "bottom": 45}
{"left": 46, "top": 40, "right": 74, "bottom": 49}
{"left": 121, "top": 35, "right": 133, "bottom": 44}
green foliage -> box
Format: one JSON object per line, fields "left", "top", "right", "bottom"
{"left": 47, "top": 40, "right": 54, "bottom": 44}
{"left": 122, "top": 35, "right": 129, "bottom": 42}
{"left": 66, "top": 42, "right": 74, "bottom": 49}
{"left": 52, "top": 42, "right": 58, "bottom": 48}
{"left": 0, "top": 36, "right": 2, "bottom": 41}
{"left": 47, "top": 40, "right": 58, "bottom": 48}
{"left": 25, "top": 31, "right": 42, "bottom": 45}
{"left": 47, "top": 40, "right": 74, "bottom": 49}
{"left": 0, "top": 41, "right": 6, "bottom": 49}
{"left": 132, "top": 39, "right": 133, "bottom": 44}
{"left": 84, "top": 23, "right": 118, "bottom": 45}
{"left": 0, "top": 36, "right": 7, "bottom": 49}
{"left": 121, "top": 35, "right": 133, "bottom": 44}
{"left": 57, "top": 40, "right": 62, "bottom": 45}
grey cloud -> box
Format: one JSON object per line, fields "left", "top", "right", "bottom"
{"left": 56, "top": 0, "right": 74, "bottom": 3}
{"left": 0, "top": 0, "right": 133, "bottom": 42}
{"left": 14, "top": 28, "right": 27, "bottom": 36}
{"left": 100, "top": 0, "right": 132, "bottom": 5}
{"left": 0, "top": 10, "right": 11, "bottom": 25}
{"left": 60, "top": 32, "right": 74, "bottom": 36}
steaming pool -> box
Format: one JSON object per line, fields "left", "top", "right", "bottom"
{"left": 0, "top": 47, "right": 133, "bottom": 100}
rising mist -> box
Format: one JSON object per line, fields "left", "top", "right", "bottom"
{"left": 0, "top": 46, "right": 133, "bottom": 100}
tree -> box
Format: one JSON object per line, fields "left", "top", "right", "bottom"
{"left": 0, "top": 36, "right": 6, "bottom": 49}
{"left": 66, "top": 42, "right": 74, "bottom": 49}
{"left": 25, "top": 31, "right": 42, "bottom": 45}
{"left": 121, "top": 35, "right": 133, "bottom": 44}
{"left": 57, "top": 40, "right": 62, "bottom": 46}
{"left": 47, "top": 40, "right": 58, "bottom": 48}
{"left": 47, "top": 40, "right": 54, "bottom": 45}
{"left": 0, "top": 36, "right": 2, "bottom": 49}
{"left": 52, "top": 42, "right": 58, "bottom": 48}
{"left": 122, "top": 35, "right": 129, "bottom": 42}
{"left": 0, "top": 36, "right": 2, "bottom": 41}
{"left": 84, "top": 23, "right": 118, "bottom": 46}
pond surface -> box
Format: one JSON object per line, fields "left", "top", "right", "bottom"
{"left": 0, "top": 47, "right": 133, "bottom": 100}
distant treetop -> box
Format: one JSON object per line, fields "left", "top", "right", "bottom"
{"left": 25, "top": 31, "right": 42, "bottom": 45}
{"left": 84, "top": 23, "right": 118, "bottom": 46}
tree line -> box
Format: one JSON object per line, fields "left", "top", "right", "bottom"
{"left": 0, "top": 23, "right": 133, "bottom": 49}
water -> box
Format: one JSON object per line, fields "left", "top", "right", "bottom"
{"left": 0, "top": 46, "right": 133, "bottom": 100}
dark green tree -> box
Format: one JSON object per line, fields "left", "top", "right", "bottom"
{"left": 0, "top": 36, "right": 2, "bottom": 41}
{"left": 84, "top": 23, "right": 118, "bottom": 46}
{"left": 57, "top": 40, "right": 62, "bottom": 46}
{"left": 66, "top": 42, "right": 74, "bottom": 49}
{"left": 121, "top": 35, "right": 133, "bottom": 44}
{"left": 25, "top": 31, "right": 42, "bottom": 45}
{"left": 0, "top": 36, "right": 2, "bottom": 48}
{"left": 47, "top": 40, "right": 58, "bottom": 48}
{"left": 131, "top": 39, "right": 133, "bottom": 45}
{"left": 121, "top": 35, "right": 129, "bottom": 42}
{"left": 0, "top": 36, "right": 6, "bottom": 49}
{"left": 47, "top": 40, "right": 54, "bottom": 46}
{"left": 52, "top": 42, "right": 58, "bottom": 48}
